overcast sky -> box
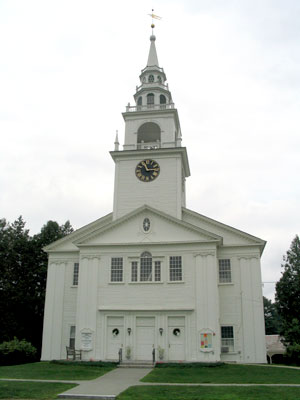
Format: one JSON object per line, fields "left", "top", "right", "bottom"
{"left": 1, "top": 0, "right": 299, "bottom": 300}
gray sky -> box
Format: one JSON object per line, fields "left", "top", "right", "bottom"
{"left": 1, "top": 0, "right": 299, "bottom": 300}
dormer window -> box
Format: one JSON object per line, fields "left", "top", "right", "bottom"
{"left": 148, "top": 75, "right": 154, "bottom": 83}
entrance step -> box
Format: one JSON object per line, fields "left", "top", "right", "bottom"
{"left": 118, "top": 360, "right": 154, "bottom": 368}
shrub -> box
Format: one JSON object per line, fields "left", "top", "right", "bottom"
{"left": 0, "top": 337, "right": 37, "bottom": 366}
{"left": 155, "top": 362, "right": 225, "bottom": 368}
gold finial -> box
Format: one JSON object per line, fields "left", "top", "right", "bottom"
{"left": 148, "top": 9, "right": 161, "bottom": 34}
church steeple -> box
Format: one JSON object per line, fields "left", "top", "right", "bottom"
{"left": 147, "top": 34, "right": 159, "bottom": 67}
{"left": 111, "top": 28, "right": 190, "bottom": 221}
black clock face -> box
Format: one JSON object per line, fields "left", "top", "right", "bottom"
{"left": 135, "top": 159, "right": 160, "bottom": 182}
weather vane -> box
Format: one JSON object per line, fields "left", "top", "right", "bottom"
{"left": 148, "top": 9, "right": 161, "bottom": 34}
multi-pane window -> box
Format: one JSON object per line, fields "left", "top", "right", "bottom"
{"left": 169, "top": 256, "right": 182, "bottom": 281}
{"left": 219, "top": 259, "right": 232, "bottom": 283}
{"left": 148, "top": 74, "right": 154, "bottom": 83}
{"left": 111, "top": 257, "right": 123, "bottom": 282}
{"left": 73, "top": 263, "right": 79, "bottom": 286}
{"left": 140, "top": 252, "right": 152, "bottom": 281}
{"left": 154, "top": 261, "right": 161, "bottom": 282}
{"left": 131, "top": 261, "right": 138, "bottom": 282}
{"left": 221, "top": 326, "right": 234, "bottom": 353}
{"left": 69, "top": 326, "right": 76, "bottom": 349}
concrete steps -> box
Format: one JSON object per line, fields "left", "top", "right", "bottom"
{"left": 118, "top": 360, "right": 155, "bottom": 368}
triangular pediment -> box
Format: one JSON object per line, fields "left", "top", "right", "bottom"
{"left": 75, "top": 205, "right": 222, "bottom": 246}
{"left": 182, "top": 207, "right": 266, "bottom": 253}
{"left": 44, "top": 212, "right": 113, "bottom": 252}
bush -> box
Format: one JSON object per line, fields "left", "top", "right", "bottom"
{"left": 50, "top": 360, "right": 118, "bottom": 368}
{"left": 0, "top": 337, "right": 37, "bottom": 366}
{"left": 155, "top": 362, "right": 225, "bottom": 368}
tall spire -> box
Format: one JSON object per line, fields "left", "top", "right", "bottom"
{"left": 147, "top": 34, "right": 159, "bottom": 67}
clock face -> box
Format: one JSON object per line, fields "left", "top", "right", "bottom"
{"left": 135, "top": 159, "right": 160, "bottom": 182}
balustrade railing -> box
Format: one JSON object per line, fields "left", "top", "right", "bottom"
{"left": 126, "top": 103, "right": 175, "bottom": 112}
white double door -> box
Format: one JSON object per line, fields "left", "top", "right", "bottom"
{"left": 135, "top": 317, "right": 155, "bottom": 361}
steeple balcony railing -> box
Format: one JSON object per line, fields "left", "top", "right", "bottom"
{"left": 126, "top": 103, "right": 175, "bottom": 112}
{"left": 136, "top": 82, "right": 169, "bottom": 92}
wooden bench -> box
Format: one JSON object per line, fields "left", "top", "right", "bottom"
{"left": 66, "top": 346, "right": 82, "bottom": 360}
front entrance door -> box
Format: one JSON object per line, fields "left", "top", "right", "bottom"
{"left": 106, "top": 316, "right": 124, "bottom": 360}
{"left": 168, "top": 316, "right": 185, "bottom": 361}
{"left": 136, "top": 317, "right": 155, "bottom": 360}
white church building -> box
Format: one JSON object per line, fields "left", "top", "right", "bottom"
{"left": 41, "top": 31, "right": 266, "bottom": 364}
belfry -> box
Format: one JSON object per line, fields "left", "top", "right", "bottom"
{"left": 41, "top": 27, "right": 266, "bottom": 364}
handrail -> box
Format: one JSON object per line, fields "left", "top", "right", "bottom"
{"left": 118, "top": 348, "right": 122, "bottom": 364}
{"left": 152, "top": 348, "right": 155, "bottom": 364}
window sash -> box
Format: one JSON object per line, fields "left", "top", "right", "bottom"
{"left": 73, "top": 263, "right": 79, "bottom": 286}
{"left": 111, "top": 257, "right": 123, "bottom": 282}
{"left": 140, "top": 256, "right": 152, "bottom": 281}
{"left": 221, "top": 326, "right": 234, "bottom": 352}
{"left": 169, "top": 256, "right": 182, "bottom": 281}
{"left": 219, "top": 259, "right": 231, "bottom": 283}
{"left": 154, "top": 261, "right": 161, "bottom": 282}
{"left": 131, "top": 261, "right": 138, "bottom": 282}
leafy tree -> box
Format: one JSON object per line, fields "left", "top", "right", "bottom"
{"left": 0, "top": 217, "right": 73, "bottom": 357}
{"left": 263, "top": 296, "right": 281, "bottom": 335}
{"left": 276, "top": 235, "right": 300, "bottom": 363}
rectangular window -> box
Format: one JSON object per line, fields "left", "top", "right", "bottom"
{"left": 221, "top": 326, "right": 234, "bottom": 353}
{"left": 169, "top": 256, "right": 182, "bottom": 281}
{"left": 219, "top": 259, "right": 232, "bottom": 283}
{"left": 69, "top": 326, "right": 76, "bottom": 349}
{"left": 154, "top": 261, "right": 161, "bottom": 282}
{"left": 140, "top": 257, "right": 152, "bottom": 281}
{"left": 111, "top": 257, "right": 123, "bottom": 282}
{"left": 131, "top": 261, "right": 138, "bottom": 282}
{"left": 73, "top": 263, "right": 79, "bottom": 286}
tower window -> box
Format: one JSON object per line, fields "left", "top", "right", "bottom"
{"left": 148, "top": 74, "right": 154, "bottom": 83}
{"left": 137, "top": 96, "right": 142, "bottom": 106}
{"left": 160, "top": 95, "right": 166, "bottom": 104}
{"left": 157, "top": 75, "right": 162, "bottom": 83}
{"left": 147, "top": 93, "right": 154, "bottom": 105}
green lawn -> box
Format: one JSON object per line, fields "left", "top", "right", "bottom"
{"left": 117, "top": 385, "right": 300, "bottom": 400}
{"left": 142, "top": 364, "right": 300, "bottom": 384}
{"left": 0, "top": 361, "right": 116, "bottom": 381}
{"left": 0, "top": 381, "right": 76, "bottom": 399}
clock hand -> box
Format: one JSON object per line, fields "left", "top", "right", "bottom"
{"left": 142, "top": 161, "right": 150, "bottom": 171}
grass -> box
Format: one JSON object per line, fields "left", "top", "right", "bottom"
{"left": 117, "top": 385, "right": 300, "bottom": 400}
{"left": 0, "top": 381, "right": 76, "bottom": 399}
{"left": 0, "top": 361, "right": 116, "bottom": 381}
{"left": 142, "top": 364, "right": 300, "bottom": 384}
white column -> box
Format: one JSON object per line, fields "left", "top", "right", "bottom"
{"left": 41, "top": 260, "right": 65, "bottom": 360}
{"left": 75, "top": 254, "right": 100, "bottom": 360}
{"left": 194, "top": 252, "right": 220, "bottom": 361}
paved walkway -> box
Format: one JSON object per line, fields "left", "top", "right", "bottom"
{"left": 57, "top": 367, "right": 152, "bottom": 399}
